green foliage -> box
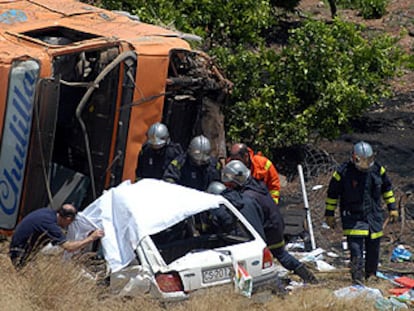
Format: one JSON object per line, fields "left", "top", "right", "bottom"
{"left": 335, "top": 0, "right": 389, "bottom": 19}
{"left": 111, "top": 0, "right": 272, "bottom": 49}
{"left": 84, "top": 0, "right": 406, "bottom": 156}
{"left": 222, "top": 19, "right": 404, "bottom": 152}
{"left": 358, "top": 0, "right": 389, "bottom": 19}
{"left": 405, "top": 54, "right": 414, "bottom": 70}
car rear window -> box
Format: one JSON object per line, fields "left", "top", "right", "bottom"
{"left": 150, "top": 205, "right": 254, "bottom": 264}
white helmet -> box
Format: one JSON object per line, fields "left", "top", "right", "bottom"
{"left": 188, "top": 135, "right": 211, "bottom": 165}
{"left": 221, "top": 160, "right": 251, "bottom": 186}
{"left": 352, "top": 141, "right": 375, "bottom": 171}
{"left": 147, "top": 122, "right": 170, "bottom": 149}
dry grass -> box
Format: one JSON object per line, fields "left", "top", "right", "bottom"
{"left": 0, "top": 244, "right": 394, "bottom": 311}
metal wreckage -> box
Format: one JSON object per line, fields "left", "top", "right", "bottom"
{"left": 0, "top": 0, "right": 232, "bottom": 233}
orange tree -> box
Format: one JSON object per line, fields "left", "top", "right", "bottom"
{"left": 87, "top": 0, "right": 407, "bottom": 156}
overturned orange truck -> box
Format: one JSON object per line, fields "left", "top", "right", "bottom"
{"left": 0, "top": 0, "right": 231, "bottom": 232}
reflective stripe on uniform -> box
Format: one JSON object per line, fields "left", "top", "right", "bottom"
{"left": 333, "top": 171, "right": 341, "bottom": 181}
{"left": 326, "top": 197, "right": 337, "bottom": 205}
{"left": 270, "top": 189, "right": 279, "bottom": 198}
{"left": 385, "top": 197, "right": 396, "bottom": 204}
{"left": 383, "top": 190, "right": 396, "bottom": 204}
{"left": 343, "top": 229, "right": 369, "bottom": 236}
{"left": 325, "top": 197, "right": 337, "bottom": 211}
{"left": 371, "top": 231, "right": 383, "bottom": 239}
{"left": 325, "top": 204, "right": 336, "bottom": 211}
{"left": 270, "top": 189, "right": 279, "bottom": 204}
{"left": 268, "top": 240, "right": 285, "bottom": 250}
{"left": 264, "top": 160, "right": 272, "bottom": 171}
{"left": 171, "top": 159, "right": 181, "bottom": 169}
{"left": 380, "top": 166, "right": 386, "bottom": 175}
{"left": 384, "top": 197, "right": 396, "bottom": 204}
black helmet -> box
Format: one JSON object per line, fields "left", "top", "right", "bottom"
{"left": 207, "top": 181, "right": 226, "bottom": 194}
{"left": 147, "top": 122, "right": 170, "bottom": 149}
{"left": 351, "top": 141, "right": 375, "bottom": 171}
{"left": 221, "top": 160, "right": 251, "bottom": 186}
{"left": 188, "top": 135, "right": 211, "bottom": 165}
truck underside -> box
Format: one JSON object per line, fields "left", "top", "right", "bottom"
{"left": 23, "top": 35, "right": 230, "bottom": 216}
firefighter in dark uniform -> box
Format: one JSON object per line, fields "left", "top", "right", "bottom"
{"left": 222, "top": 160, "right": 318, "bottom": 284}
{"left": 135, "top": 122, "right": 183, "bottom": 180}
{"left": 163, "top": 135, "right": 221, "bottom": 191}
{"left": 325, "top": 141, "right": 398, "bottom": 284}
{"left": 208, "top": 181, "right": 266, "bottom": 239}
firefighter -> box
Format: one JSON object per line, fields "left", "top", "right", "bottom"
{"left": 208, "top": 181, "right": 266, "bottom": 239}
{"left": 228, "top": 143, "right": 281, "bottom": 205}
{"left": 325, "top": 141, "right": 398, "bottom": 284}
{"left": 135, "top": 122, "right": 183, "bottom": 180}
{"left": 222, "top": 160, "right": 318, "bottom": 284}
{"left": 163, "top": 135, "right": 221, "bottom": 191}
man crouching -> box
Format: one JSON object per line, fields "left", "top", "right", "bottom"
{"left": 9, "top": 204, "right": 104, "bottom": 269}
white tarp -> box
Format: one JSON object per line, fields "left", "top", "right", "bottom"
{"left": 67, "top": 179, "right": 226, "bottom": 272}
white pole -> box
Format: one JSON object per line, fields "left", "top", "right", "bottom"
{"left": 297, "top": 164, "right": 316, "bottom": 250}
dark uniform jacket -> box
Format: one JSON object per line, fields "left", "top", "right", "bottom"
{"left": 325, "top": 161, "right": 396, "bottom": 239}
{"left": 163, "top": 153, "right": 221, "bottom": 191}
{"left": 222, "top": 188, "right": 266, "bottom": 239}
{"left": 135, "top": 142, "right": 183, "bottom": 179}
{"left": 240, "top": 177, "right": 285, "bottom": 249}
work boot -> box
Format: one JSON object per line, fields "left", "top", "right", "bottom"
{"left": 351, "top": 272, "right": 364, "bottom": 286}
{"left": 294, "top": 264, "right": 319, "bottom": 284}
{"left": 351, "top": 257, "right": 364, "bottom": 285}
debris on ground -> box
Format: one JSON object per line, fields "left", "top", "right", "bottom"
{"left": 374, "top": 296, "right": 409, "bottom": 310}
{"left": 391, "top": 245, "right": 413, "bottom": 263}
{"left": 333, "top": 284, "right": 383, "bottom": 301}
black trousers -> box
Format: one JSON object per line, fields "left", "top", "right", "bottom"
{"left": 9, "top": 247, "right": 29, "bottom": 269}
{"left": 270, "top": 246, "right": 302, "bottom": 272}
{"left": 348, "top": 235, "right": 381, "bottom": 280}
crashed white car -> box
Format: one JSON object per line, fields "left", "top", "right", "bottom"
{"left": 68, "top": 179, "right": 278, "bottom": 301}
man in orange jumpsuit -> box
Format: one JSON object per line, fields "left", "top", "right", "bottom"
{"left": 228, "top": 143, "right": 281, "bottom": 205}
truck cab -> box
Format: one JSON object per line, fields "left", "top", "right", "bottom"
{"left": 0, "top": 0, "right": 230, "bottom": 232}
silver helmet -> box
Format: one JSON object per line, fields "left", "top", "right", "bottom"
{"left": 147, "top": 122, "right": 170, "bottom": 149}
{"left": 188, "top": 135, "right": 211, "bottom": 165}
{"left": 207, "top": 181, "right": 227, "bottom": 194}
{"left": 351, "top": 141, "right": 375, "bottom": 171}
{"left": 221, "top": 160, "right": 251, "bottom": 186}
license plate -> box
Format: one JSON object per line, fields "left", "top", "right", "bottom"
{"left": 202, "top": 266, "right": 233, "bottom": 284}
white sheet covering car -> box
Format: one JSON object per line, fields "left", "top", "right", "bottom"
{"left": 67, "top": 179, "right": 279, "bottom": 301}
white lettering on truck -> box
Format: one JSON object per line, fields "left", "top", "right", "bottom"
{"left": 0, "top": 60, "right": 39, "bottom": 229}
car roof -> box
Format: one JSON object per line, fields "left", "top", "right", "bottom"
{"left": 90, "top": 179, "right": 227, "bottom": 237}
{"left": 69, "top": 179, "right": 233, "bottom": 271}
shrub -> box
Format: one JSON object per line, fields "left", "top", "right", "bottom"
{"left": 84, "top": 0, "right": 404, "bottom": 156}
{"left": 358, "top": 0, "right": 389, "bottom": 19}
{"left": 335, "top": 0, "right": 389, "bottom": 19}
{"left": 104, "top": 0, "right": 272, "bottom": 49}
{"left": 222, "top": 19, "right": 404, "bottom": 153}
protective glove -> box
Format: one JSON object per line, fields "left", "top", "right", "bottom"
{"left": 325, "top": 216, "right": 336, "bottom": 229}
{"left": 389, "top": 210, "right": 399, "bottom": 222}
